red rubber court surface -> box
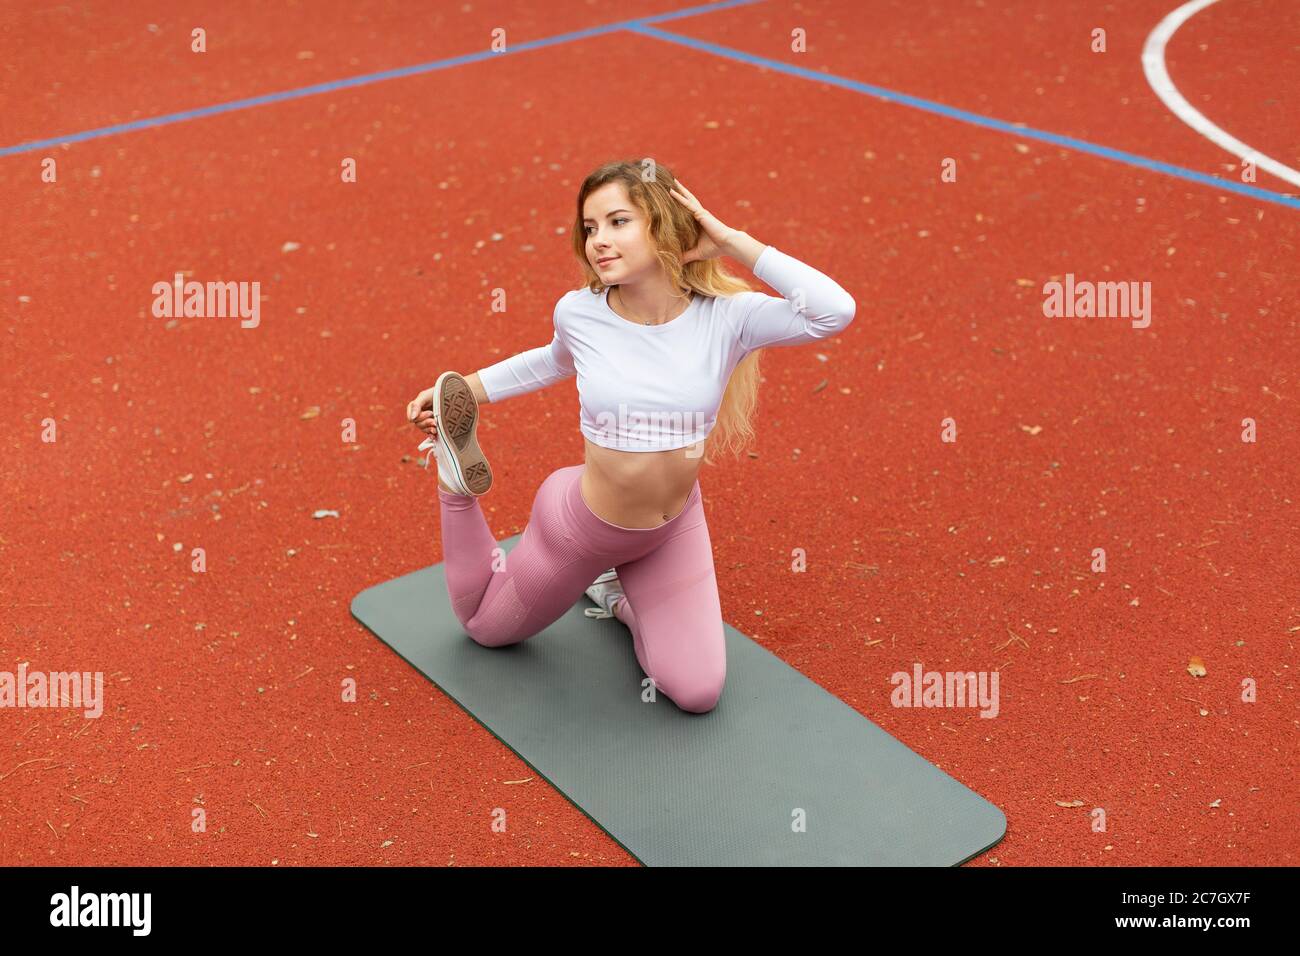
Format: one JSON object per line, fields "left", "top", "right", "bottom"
{"left": 1, "top": 0, "right": 1296, "bottom": 866}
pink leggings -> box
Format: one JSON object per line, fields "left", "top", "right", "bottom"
{"left": 436, "top": 463, "right": 726, "bottom": 713}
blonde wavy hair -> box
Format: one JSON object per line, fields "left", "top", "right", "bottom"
{"left": 570, "top": 158, "right": 762, "bottom": 466}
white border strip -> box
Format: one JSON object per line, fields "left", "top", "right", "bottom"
{"left": 1142, "top": 0, "right": 1300, "bottom": 189}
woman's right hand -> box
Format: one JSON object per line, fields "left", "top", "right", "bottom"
{"left": 407, "top": 386, "right": 439, "bottom": 438}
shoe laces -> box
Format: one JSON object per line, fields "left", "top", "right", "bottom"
{"left": 417, "top": 436, "right": 436, "bottom": 469}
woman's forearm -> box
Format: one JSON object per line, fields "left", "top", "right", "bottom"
{"left": 722, "top": 231, "right": 770, "bottom": 272}
{"left": 465, "top": 371, "right": 490, "bottom": 404}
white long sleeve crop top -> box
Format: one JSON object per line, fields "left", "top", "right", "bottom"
{"left": 475, "top": 244, "right": 856, "bottom": 452}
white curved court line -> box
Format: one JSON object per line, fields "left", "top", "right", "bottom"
{"left": 1142, "top": 0, "right": 1300, "bottom": 189}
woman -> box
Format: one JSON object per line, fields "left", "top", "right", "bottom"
{"left": 406, "top": 160, "right": 855, "bottom": 714}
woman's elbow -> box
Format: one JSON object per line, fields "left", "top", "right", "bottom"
{"left": 813, "top": 295, "right": 856, "bottom": 336}
{"left": 838, "top": 295, "right": 856, "bottom": 329}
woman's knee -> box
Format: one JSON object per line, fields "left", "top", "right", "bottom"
{"left": 656, "top": 668, "right": 725, "bottom": 714}
{"left": 466, "top": 627, "right": 518, "bottom": 649}
{"left": 467, "top": 617, "right": 551, "bottom": 647}
{"left": 463, "top": 601, "right": 534, "bottom": 648}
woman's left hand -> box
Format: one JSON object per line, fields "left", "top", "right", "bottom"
{"left": 670, "top": 180, "right": 741, "bottom": 265}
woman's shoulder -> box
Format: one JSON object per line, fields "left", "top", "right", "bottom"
{"left": 701, "top": 288, "right": 762, "bottom": 329}
{"left": 553, "top": 287, "right": 605, "bottom": 333}
{"left": 556, "top": 287, "right": 599, "bottom": 312}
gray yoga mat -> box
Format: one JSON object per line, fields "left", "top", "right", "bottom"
{"left": 351, "top": 534, "right": 1006, "bottom": 866}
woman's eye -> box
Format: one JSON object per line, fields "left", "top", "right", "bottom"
{"left": 586, "top": 218, "right": 629, "bottom": 235}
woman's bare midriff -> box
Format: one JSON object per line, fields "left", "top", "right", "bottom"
{"left": 579, "top": 436, "right": 706, "bottom": 529}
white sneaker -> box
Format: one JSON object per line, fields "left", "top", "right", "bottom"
{"left": 584, "top": 568, "right": 625, "bottom": 619}
{"left": 418, "top": 370, "right": 493, "bottom": 497}
{"left": 419, "top": 436, "right": 470, "bottom": 496}
{"left": 421, "top": 369, "right": 491, "bottom": 496}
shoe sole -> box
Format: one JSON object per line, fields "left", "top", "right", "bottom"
{"left": 435, "top": 371, "right": 493, "bottom": 496}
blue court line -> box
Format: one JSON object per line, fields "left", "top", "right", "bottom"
{"left": 627, "top": 22, "right": 1300, "bottom": 211}
{"left": 2, "top": 0, "right": 1295, "bottom": 213}
{"left": 0, "top": 0, "right": 765, "bottom": 158}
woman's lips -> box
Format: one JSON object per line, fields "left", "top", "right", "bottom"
{"left": 598, "top": 257, "right": 619, "bottom": 267}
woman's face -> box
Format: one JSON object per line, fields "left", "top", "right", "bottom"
{"left": 583, "top": 182, "right": 654, "bottom": 284}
